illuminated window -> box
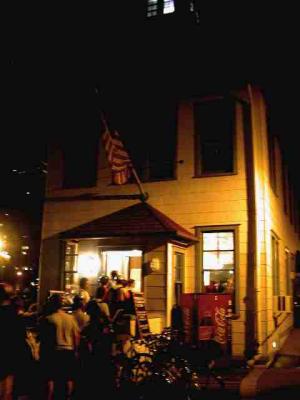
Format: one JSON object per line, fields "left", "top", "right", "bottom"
{"left": 147, "top": 0, "right": 175, "bottom": 17}
{"left": 64, "top": 243, "right": 79, "bottom": 293}
{"left": 196, "top": 227, "right": 237, "bottom": 303}
{"left": 202, "top": 231, "right": 235, "bottom": 294}
{"left": 163, "top": 0, "right": 175, "bottom": 14}
{"left": 194, "top": 97, "right": 235, "bottom": 176}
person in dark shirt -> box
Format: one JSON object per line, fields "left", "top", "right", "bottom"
{"left": 0, "top": 284, "right": 27, "bottom": 400}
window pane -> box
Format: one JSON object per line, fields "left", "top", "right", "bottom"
{"left": 203, "top": 231, "right": 234, "bottom": 250}
{"left": 203, "top": 232, "right": 218, "bottom": 250}
{"left": 203, "top": 270, "right": 234, "bottom": 293}
{"left": 203, "top": 252, "right": 218, "bottom": 269}
{"left": 65, "top": 255, "right": 77, "bottom": 272}
{"left": 203, "top": 251, "right": 234, "bottom": 270}
{"left": 163, "top": 0, "right": 175, "bottom": 14}
{"left": 218, "top": 232, "right": 234, "bottom": 250}
{"left": 218, "top": 251, "right": 234, "bottom": 269}
{"left": 175, "top": 252, "right": 184, "bottom": 282}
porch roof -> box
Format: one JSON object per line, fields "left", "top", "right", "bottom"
{"left": 60, "top": 202, "right": 198, "bottom": 245}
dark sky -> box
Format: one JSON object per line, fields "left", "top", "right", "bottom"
{"left": 5, "top": 4, "right": 300, "bottom": 203}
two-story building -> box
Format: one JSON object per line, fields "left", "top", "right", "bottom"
{"left": 39, "top": 84, "right": 299, "bottom": 361}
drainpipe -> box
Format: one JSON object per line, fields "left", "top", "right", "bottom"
{"left": 242, "top": 84, "right": 259, "bottom": 360}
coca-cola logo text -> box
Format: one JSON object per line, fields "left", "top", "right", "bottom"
{"left": 214, "top": 306, "right": 226, "bottom": 344}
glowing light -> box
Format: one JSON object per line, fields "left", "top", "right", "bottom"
{"left": 22, "top": 251, "right": 27, "bottom": 255}
{"left": 0, "top": 251, "right": 10, "bottom": 260}
{"left": 272, "top": 341, "right": 277, "bottom": 349}
{"left": 131, "top": 249, "right": 142, "bottom": 257}
{"left": 78, "top": 253, "right": 100, "bottom": 277}
{"left": 21, "top": 246, "right": 29, "bottom": 250}
{"left": 26, "top": 192, "right": 31, "bottom": 195}
{"left": 16, "top": 271, "right": 23, "bottom": 276}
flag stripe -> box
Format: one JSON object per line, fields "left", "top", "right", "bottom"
{"left": 102, "top": 119, "right": 132, "bottom": 184}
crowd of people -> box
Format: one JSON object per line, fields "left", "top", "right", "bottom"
{"left": 0, "top": 272, "right": 137, "bottom": 400}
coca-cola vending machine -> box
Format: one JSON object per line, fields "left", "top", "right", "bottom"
{"left": 180, "top": 293, "right": 197, "bottom": 344}
{"left": 197, "top": 293, "right": 232, "bottom": 353}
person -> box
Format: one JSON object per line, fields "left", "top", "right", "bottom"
{"left": 108, "top": 270, "right": 119, "bottom": 290}
{"left": 122, "top": 279, "right": 135, "bottom": 315}
{"left": 81, "top": 300, "right": 114, "bottom": 396}
{"left": 0, "top": 284, "right": 27, "bottom": 400}
{"left": 95, "top": 286, "right": 111, "bottom": 322}
{"left": 79, "top": 277, "right": 90, "bottom": 306}
{"left": 108, "top": 279, "right": 125, "bottom": 318}
{"left": 97, "top": 275, "right": 110, "bottom": 303}
{"left": 72, "top": 295, "right": 89, "bottom": 331}
{"left": 39, "top": 294, "right": 80, "bottom": 400}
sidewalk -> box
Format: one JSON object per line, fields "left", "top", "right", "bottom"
{"left": 240, "top": 328, "right": 300, "bottom": 398}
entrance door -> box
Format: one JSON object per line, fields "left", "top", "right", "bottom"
{"left": 102, "top": 250, "right": 143, "bottom": 292}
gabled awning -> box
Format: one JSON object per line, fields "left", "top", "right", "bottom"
{"left": 60, "top": 202, "right": 197, "bottom": 246}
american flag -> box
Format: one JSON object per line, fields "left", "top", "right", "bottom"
{"left": 102, "top": 117, "right": 132, "bottom": 185}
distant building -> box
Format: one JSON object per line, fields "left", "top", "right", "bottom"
{"left": 39, "top": 85, "right": 299, "bottom": 361}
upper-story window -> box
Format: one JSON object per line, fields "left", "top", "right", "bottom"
{"left": 130, "top": 101, "right": 177, "bottom": 182}
{"left": 62, "top": 134, "right": 99, "bottom": 188}
{"left": 194, "top": 97, "right": 235, "bottom": 176}
{"left": 147, "top": 0, "right": 175, "bottom": 17}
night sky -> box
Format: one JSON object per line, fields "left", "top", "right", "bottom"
{"left": 5, "top": 4, "right": 300, "bottom": 208}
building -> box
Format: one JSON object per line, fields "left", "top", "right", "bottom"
{"left": 39, "top": 85, "right": 299, "bottom": 361}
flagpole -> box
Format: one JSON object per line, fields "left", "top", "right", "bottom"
{"left": 97, "top": 101, "right": 149, "bottom": 202}
{"left": 131, "top": 167, "right": 149, "bottom": 202}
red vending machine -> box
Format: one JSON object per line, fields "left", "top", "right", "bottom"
{"left": 180, "top": 293, "right": 197, "bottom": 344}
{"left": 197, "top": 293, "right": 232, "bottom": 353}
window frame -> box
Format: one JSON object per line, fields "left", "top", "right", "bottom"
{"left": 131, "top": 102, "right": 178, "bottom": 183}
{"left": 146, "top": 0, "right": 175, "bottom": 18}
{"left": 285, "top": 248, "right": 292, "bottom": 296}
{"left": 195, "top": 225, "right": 240, "bottom": 313}
{"left": 174, "top": 251, "right": 185, "bottom": 304}
{"left": 271, "top": 232, "right": 280, "bottom": 296}
{"left": 193, "top": 96, "right": 237, "bottom": 178}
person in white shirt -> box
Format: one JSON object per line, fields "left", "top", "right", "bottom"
{"left": 79, "top": 277, "right": 90, "bottom": 306}
{"left": 42, "top": 294, "right": 79, "bottom": 400}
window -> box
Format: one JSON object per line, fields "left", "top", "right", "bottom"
{"left": 131, "top": 101, "right": 177, "bottom": 182}
{"left": 62, "top": 134, "right": 99, "bottom": 188}
{"left": 64, "top": 243, "right": 78, "bottom": 294}
{"left": 174, "top": 252, "right": 184, "bottom": 303}
{"left": 271, "top": 234, "right": 280, "bottom": 296}
{"left": 285, "top": 249, "right": 292, "bottom": 296}
{"left": 196, "top": 227, "right": 237, "bottom": 302}
{"left": 194, "top": 97, "right": 235, "bottom": 176}
{"left": 147, "top": 0, "right": 175, "bottom": 17}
